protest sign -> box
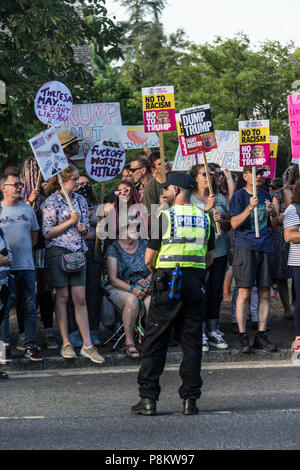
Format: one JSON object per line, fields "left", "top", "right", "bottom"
{"left": 29, "top": 128, "right": 69, "bottom": 181}
{"left": 263, "top": 136, "right": 278, "bottom": 179}
{"left": 173, "top": 129, "right": 242, "bottom": 172}
{"left": 34, "top": 81, "right": 72, "bottom": 126}
{"left": 288, "top": 94, "right": 300, "bottom": 159}
{"left": 142, "top": 86, "right": 176, "bottom": 133}
{"left": 239, "top": 120, "right": 270, "bottom": 167}
{"left": 85, "top": 141, "right": 126, "bottom": 183}
{"left": 176, "top": 113, "right": 203, "bottom": 161}
{"left": 55, "top": 103, "right": 122, "bottom": 160}
{"left": 100, "top": 125, "right": 159, "bottom": 151}
{"left": 180, "top": 104, "right": 217, "bottom": 155}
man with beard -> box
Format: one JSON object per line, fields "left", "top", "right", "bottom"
{"left": 0, "top": 172, "right": 40, "bottom": 361}
{"left": 131, "top": 173, "right": 215, "bottom": 416}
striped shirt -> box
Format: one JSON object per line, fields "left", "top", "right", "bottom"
{"left": 283, "top": 204, "right": 300, "bottom": 266}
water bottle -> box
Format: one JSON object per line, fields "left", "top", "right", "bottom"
{"left": 168, "top": 263, "right": 182, "bottom": 300}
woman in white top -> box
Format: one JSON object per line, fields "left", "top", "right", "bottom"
{"left": 283, "top": 179, "right": 300, "bottom": 352}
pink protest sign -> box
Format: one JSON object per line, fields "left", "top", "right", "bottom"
{"left": 263, "top": 136, "right": 278, "bottom": 179}
{"left": 288, "top": 94, "right": 300, "bottom": 159}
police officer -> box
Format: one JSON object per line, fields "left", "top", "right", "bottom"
{"left": 131, "top": 173, "right": 215, "bottom": 416}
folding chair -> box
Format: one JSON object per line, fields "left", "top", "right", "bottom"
{"left": 100, "top": 282, "right": 145, "bottom": 351}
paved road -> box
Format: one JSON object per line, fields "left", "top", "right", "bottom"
{"left": 0, "top": 361, "right": 300, "bottom": 450}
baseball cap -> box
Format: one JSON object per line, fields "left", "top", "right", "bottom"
{"left": 160, "top": 172, "right": 194, "bottom": 189}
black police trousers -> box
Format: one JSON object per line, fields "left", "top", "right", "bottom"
{"left": 138, "top": 268, "right": 205, "bottom": 401}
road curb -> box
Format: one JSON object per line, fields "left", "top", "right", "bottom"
{"left": 1, "top": 347, "right": 293, "bottom": 371}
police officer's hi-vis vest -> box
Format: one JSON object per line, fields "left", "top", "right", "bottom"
{"left": 155, "top": 204, "right": 211, "bottom": 270}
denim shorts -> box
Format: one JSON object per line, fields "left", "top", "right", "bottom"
{"left": 45, "top": 246, "right": 86, "bottom": 287}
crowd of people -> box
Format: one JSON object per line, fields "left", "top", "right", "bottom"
{"left": 0, "top": 131, "right": 300, "bottom": 380}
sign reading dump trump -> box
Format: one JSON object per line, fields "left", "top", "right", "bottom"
{"left": 142, "top": 86, "right": 176, "bottom": 133}
{"left": 34, "top": 81, "right": 73, "bottom": 126}
{"left": 239, "top": 120, "right": 270, "bottom": 167}
{"left": 180, "top": 104, "right": 217, "bottom": 155}
{"left": 29, "top": 128, "right": 69, "bottom": 181}
{"left": 85, "top": 141, "right": 126, "bottom": 182}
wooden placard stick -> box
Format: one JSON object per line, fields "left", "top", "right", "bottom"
{"left": 252, "top": 166, "right": 260, "bottom": 238}
{"left": 202, "top": 150, "right": 222, "bottom": 236}
{"left": 57, "top": 173, "right": 74, "bottom": 211}
{"left": 32, "top": 170, "right": 42, "bottom": 210}
{"left": 159, "top": 132, "right": 166, "bottom": 184}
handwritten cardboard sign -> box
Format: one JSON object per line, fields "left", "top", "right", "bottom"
{"left": 55, "top": 102, "right": 122, "bottom": 160}
{"left": 34, "top": 81, "right": 72, "bottom": 126}
{"left": 85, "top": 141, "right": 126, "bottom": 182}
{"left": 29, "top": 128, "right": 69, "bottom": 180}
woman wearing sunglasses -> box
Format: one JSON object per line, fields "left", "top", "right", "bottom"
{"left": 190, "top": 164, "right": 231, "bottom": 352}
{"left": 104, "top": 180, "right": 147, "bottom": 240}
{"left": 41, "top": 165, "right": 104, "bottom": 364}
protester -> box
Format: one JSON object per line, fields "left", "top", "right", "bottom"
{"left": 283, "top": 178, "right": 300, "bottom": 352}
{"left": 0, "top": 171, "right": 41, "bottom": 361}
{"left": 21, "top": 158, "right": 57, "bottom": 350}
{"left": 129, "top": 156, "right": 153, "bottom": 199}
{"left": 0, "top": 226, "right": 12, "bottom": 378}
{"left": 132, "top": 173, "right": 215, "bottom": 416}
{"left": 142, "top": 151, "right": 171, "bottom": 215}
{"left": 190, "top": 164, "right": 231, "bottom": 351}
{"left": 67, "top": 174, "right": 103, "bottom": 347}
{"left": 58, "top": 130, "right": 82, "bottom": 164}
{"left": 271, "top": 176, "right": 293, "bottom": 319}
{"left": 41, "top": 165, "right": 104, "bottom": 363}
{"left": 230, "top": 167, "right": 277, "bottom": 352}
{"left": 121, "top": 165, "right": 132, "bottom": 182}
{"left": 104, "top": 180, "right": 147, "bottom": 239}
{"left": 105, "top": 223, "right": 151, "bottom": 358}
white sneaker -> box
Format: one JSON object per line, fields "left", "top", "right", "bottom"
{"left": 80, "top": 345, "right": 105, "bottom": 364}
{"left": 202, "top": 334, "right": 209, "bottom": 352}
{"left": 208, "top": 331, "right": 229, "bottom": 349}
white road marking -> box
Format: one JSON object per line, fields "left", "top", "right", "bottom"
{"left": 4, "top": 360, "right": 300, "bottom": 380}
{"left": 0, "top": 416, "right": 45, "bottom": 420}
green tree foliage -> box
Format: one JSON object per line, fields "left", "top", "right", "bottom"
{"left": 0, "top": 0, "right": 121, "bottom": 167}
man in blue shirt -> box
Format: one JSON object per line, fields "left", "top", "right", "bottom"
{"left": 230, "top": 167, "right": 277, "bottom": 353}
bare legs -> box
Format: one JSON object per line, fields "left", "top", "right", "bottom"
{"left": 55, "top": 285, "right": 92, "bottom": 347}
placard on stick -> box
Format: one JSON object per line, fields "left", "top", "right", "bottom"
{"left": 29, "top": 128, "right": 69, "bottom": 181}
{"left": 34, "top": 81, "right": 73, "bottom": 126}
{"left": 180, "top": 104, "right": 217, "bottom": 155}
{"left": 85, "top": 141, "right": 126, "bottom": 182}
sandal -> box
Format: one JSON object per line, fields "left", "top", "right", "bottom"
{"left": 124, "top": 344, "right": 140, "bottom": 359}
{"left": 0, "top": 370, "right": 9, "bottom": 380}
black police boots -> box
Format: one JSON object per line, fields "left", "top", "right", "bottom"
{"left": 131, "top": 398, "right": 156, "bottom": 416}
{"left": 183, "top": 399, "right": 199, "bottom": 415}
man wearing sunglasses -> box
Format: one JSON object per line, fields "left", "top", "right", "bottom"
{"left": 129, "top": 156, "right": 152, "bottom": 199}
{"left": 0, "top": 172, "right": 41, "bottom": 361}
